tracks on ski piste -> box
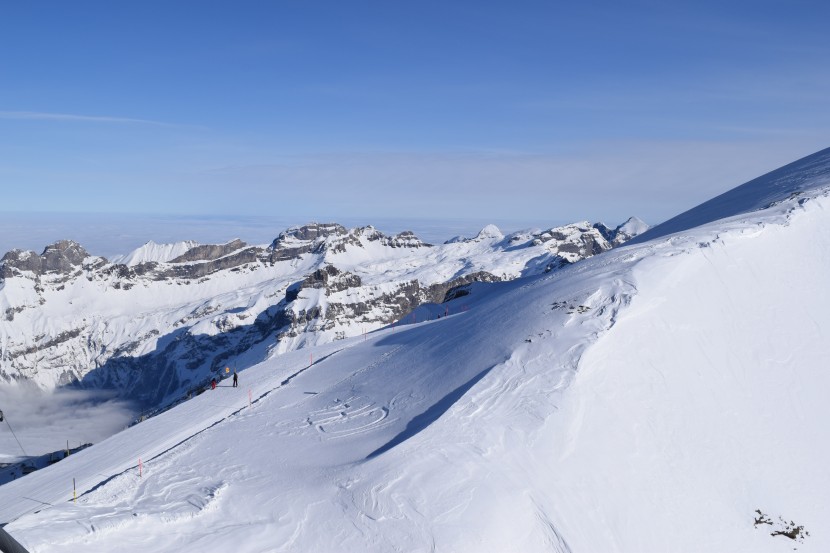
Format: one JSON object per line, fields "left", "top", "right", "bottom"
{"left": 5, "top": 348, "right": 347, "bottom": 517}
{"left": 77, "top": 348, "right": 345, "bottom": 501}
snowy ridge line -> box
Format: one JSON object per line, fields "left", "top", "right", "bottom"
{"left": 631, "top": 146, "right": 830, "bottom": 245}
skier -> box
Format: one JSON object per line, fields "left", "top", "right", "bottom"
{"left": 232, "top": 370, "right": 238, "bottom": 388}
{"left": 211, "top": 378, "right": 217, "bottom": 390}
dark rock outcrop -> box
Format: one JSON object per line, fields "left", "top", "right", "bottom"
{"left": 268, "top": 223, "right": 348, "bottom": 261}
{"left": 1, "top": 240, "right": 91, "bottom": 279}
{"left": 169, "top": 239, "right": 247, "bottom": 263}
{"left": 158, "top": 247, "right": 264, "bottom": 280}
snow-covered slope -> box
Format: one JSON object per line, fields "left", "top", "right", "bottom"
{"left": 110, "top": 240, "right": 199, "bottom": 266}
{"left": 631, "top": 146, "right": 830, "bottom": 243}
{"left": 0, "top": 148, "right": 828, "bottom": 551}
{"left": 0, "top": 220, "right": 643, "bottom": 407}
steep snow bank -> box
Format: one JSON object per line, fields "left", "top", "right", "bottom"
{"left": 110, "top": 240, "right": 199, "bottom": 266}
{"left": 543, "top": 193, "right": 830, "bottom": 552}
{"left": 632, "top": 146, "right": 830, "bottom": 243}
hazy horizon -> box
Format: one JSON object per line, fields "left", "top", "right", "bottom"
{"left": 0, "top": 211, "right": 619, "bottom": 259}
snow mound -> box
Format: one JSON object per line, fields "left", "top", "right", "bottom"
{"left": 112, "top": 240, "right": 199, "bottom": 266}
{"left": 445, "top": 224, "right": 504, "bottom": 243}
{"left": 615, "top": 215, "right": 649, "bottom": 238}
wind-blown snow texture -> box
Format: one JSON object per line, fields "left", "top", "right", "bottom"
{"left": 1, "top": 147, "right": 830, "bottom": 552}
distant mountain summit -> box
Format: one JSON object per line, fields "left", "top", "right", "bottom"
{"left": 110, "top": 240, "right": 199, "bottom": 266}
{"left": 0, "top": 239, "right": 92, "bottom": 278}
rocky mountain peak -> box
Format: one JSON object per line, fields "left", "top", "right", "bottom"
{"left": 614, "top": 216, "right": 649, "bottom": 242}
{"left": 476, "top": 224, "right": 504, "bottom": 240}
{"left": 380, "top": 230, "right": 431, "bottom": 248}
{"left": 41, "top": 240, "right": 90, "bottom": 271}
{"left": 272, "top": 222, "right": 348, "bottom": 246}
{"left": 1, "top": 240, "right": 91, "bottom": 279}
{"left": 268, "top": 223, "right": 348, "bottom": 261}
{"left": 445, "top": 224, "right": 504, "bottom": 244}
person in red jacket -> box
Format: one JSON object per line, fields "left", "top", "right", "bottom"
{"left": 211, "top": 378, "right": 217, "bottom": 390}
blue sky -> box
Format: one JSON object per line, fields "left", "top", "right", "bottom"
{"left": 1, "top": 0, "right": 828, "bottom": 249}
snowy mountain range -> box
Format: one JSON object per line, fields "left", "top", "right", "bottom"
{"left": 0, "top": 218, "right": 645, "bottom": 407}
{"left": 1, "top": 146, "right": 830, "bottom": 552}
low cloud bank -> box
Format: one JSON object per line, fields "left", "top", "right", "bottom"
{"left": 0, "top": 383, "right": 137, "bottom": 461}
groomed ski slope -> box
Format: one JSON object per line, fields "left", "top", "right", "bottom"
{"left": 2, "top": 148, "right": 830, "bottom": 552}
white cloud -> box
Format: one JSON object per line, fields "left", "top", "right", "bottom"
{"left": 0, "top": 382, "right": 137, "bottom": 460}
{"left": 0, "top": 110, "right": 178, "bottom": 127}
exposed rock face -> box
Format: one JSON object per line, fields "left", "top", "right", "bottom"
{"left": 379, "top": 230, "right": 431, "bottom": 248}
{"left": 268, "top": 223, "right": 349, "bottom": 261}
{"left": 301, "top": 265, "right": 362, "bottom": 294}
{"left": 0, "top": 250, "right": 41, "bottom": 278}
{"left": 532, "top": 222, "right": 610, "bottom": 259}
{"left": 158, "top": 247, "right": 263, "bottom": 280}
{"left": 0, "top": 240, "right": 92, "bottom": 278}
{"left": 169, "top": 239, "right": 248, "bottom": 263}
{"left": 0, "top": 218, "right": 643, "bottom": 407}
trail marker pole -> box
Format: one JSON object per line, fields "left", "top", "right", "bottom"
{"left": 73, "top": 478, "right": 76, "bottom": 503}
{"left": 310, "top": 352, "right": 313, "bottom": 367}
{"left": 248, "top": 389, "right": 252, "bottom": 408}
{"left": 139, "top": 458, "right": 142, "bottom": 478}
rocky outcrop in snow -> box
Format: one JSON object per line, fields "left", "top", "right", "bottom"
{"left": 0, "top": 240, "right": 97, "bottom": 279}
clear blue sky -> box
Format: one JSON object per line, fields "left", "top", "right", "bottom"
{"left": 1, "top": 0, "right": 828, "bottom": 236}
